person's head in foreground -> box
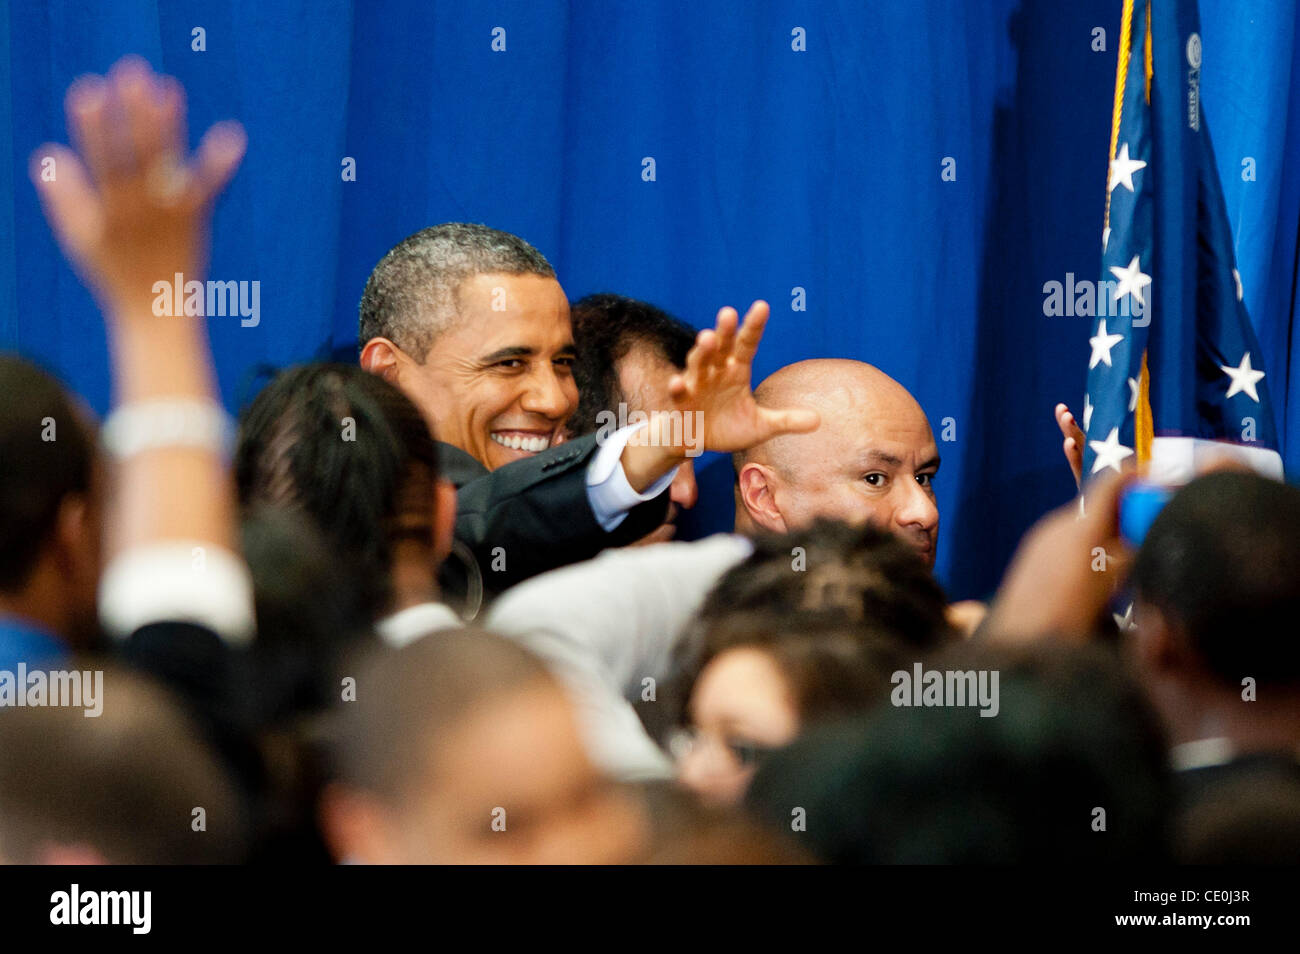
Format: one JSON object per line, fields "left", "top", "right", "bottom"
{"left": 569, "top": 293, "right": 700, "bottom": 541}
{"left": 235, "top": 363, "right": 454, "bottom": 622}
{"left": 359, "top": 223, "right": 575, "bottom": 471}
{"left": 745, "top": 644, "right": 1172, "bottom": 862}
{"left": 733, "top": 359, "right": 940, "bottom": 567}
{"left": 0, "top": 665, "right": 246, "bottom": 864}
{"left": 1129, "top": 471, "right": 1300, "bottom": 754}
{"left": 0, "top": 355, "right": 102, "bottom": 653}
{"left": 670, "top": 520, "right": 953, "bottom": 807}
{"left": 321, "top": 628, "right": 649, "bottom": 864}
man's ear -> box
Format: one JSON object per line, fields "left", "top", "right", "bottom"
{"left": 360, "top": 337, "right": 405, "bottom": 384}
{"left": 432, "top": 478, "right": 457, "bottom": 567}
{"left": 738, "top": 462, "right": 788, "bottom": 533}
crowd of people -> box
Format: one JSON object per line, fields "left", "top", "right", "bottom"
{"left": 1, "top": 57, "right": 1297, "bottom": 865}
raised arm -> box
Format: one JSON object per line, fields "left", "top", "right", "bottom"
{"left": 32, "top": 56, "right": 249, "bottom": 640}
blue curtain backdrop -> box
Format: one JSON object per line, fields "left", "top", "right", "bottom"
{"left": 3, "top": 0, "right": 1298, "bottom": 599}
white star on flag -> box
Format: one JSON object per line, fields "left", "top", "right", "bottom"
{"left": 1113, "top": 602, "right": 1136, "bottom": 633}
{"left": 1089, "top": 426, "right": 1134, "bottom": 474}
{"left": 1108, "top": 143, "right": 1147, "bottom": 193}
{"left": 1089, "top": 318, "right": 1124, "bottom": 369}
{"left": 1082, "top": 393, "right": 1094, "bottom": 432}
{"left": 1102, "top": 226, "right": 1111, "bottom": 253}
{"left": 1232, "top": 268, "right": 1243, "bottom": 301}
{"left": 1110, "top": 255, "right": 1152, "bottom": 309}
{"left": 1128, "top": 377, "right": 1139, "bottom": 412}
{"left": 1220, "top": 352, "right": 1265, "bottom": 402}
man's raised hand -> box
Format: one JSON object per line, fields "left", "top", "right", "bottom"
{"left": 667, "top": 300, "right": 819, "bottom": 453}
{"left": 30, "top": 55, "right": 245, "bottom": 315}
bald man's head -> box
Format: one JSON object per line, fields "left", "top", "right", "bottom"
{"left": 734, "top": 360, "right": 940, "bottom": 566}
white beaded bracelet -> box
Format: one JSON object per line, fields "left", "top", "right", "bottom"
{"left": 100, "top": 398, "right": 235, "bottom": 460}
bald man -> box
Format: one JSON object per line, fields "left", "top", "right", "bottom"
{"left": 491, "top": 362, "right": 972, "bottom": 780}
{"left": 732, "top": 359, "right": 941, "bottom": 568}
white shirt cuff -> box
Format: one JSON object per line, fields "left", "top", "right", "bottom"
{"left": 98, "top": 542, "right": 255, "bottom": 646}
{"left": 585, "top": 423, "right": 678, "bottom": 531}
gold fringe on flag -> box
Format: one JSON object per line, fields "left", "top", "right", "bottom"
{"left": 1105, "top": 1, "right": 1156, "bottom": 470}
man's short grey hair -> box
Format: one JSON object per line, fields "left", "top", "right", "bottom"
{"left": 359, "top": 223, "right": 556, "bottom": 360}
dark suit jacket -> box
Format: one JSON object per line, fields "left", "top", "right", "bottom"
{"left": 1175, "top": 752, "right": 1300, "bottom": 863}
{"left": 437, "top": 434, "right": 670, "bottom": 614}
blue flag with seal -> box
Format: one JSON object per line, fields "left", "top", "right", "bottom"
{"left": 1082, "top": 0, "right": 1284, "bottom": 483}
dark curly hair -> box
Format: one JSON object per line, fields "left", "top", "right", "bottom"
{"left": 663, "top": 519, "right": 954, "bottom": 732}
{"left": 567, "top": 294, "right": 696, "bottom": 435}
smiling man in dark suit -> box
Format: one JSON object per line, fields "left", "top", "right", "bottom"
{"left": 359, "top": 223, "right": 816, "bottom": 604}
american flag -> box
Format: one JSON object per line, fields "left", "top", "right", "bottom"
{"left": 1082, "top": 0, "right": 1284, "bottom": 483}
